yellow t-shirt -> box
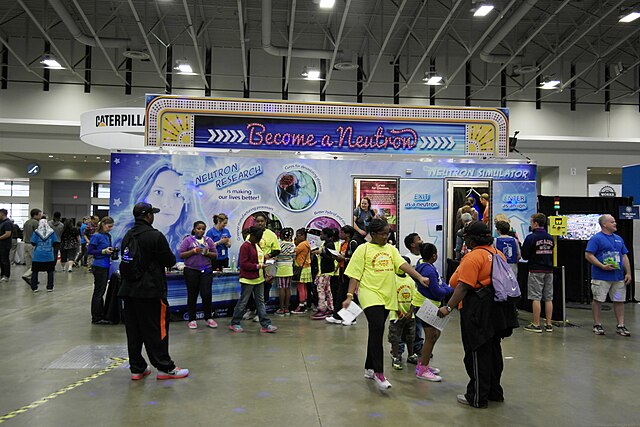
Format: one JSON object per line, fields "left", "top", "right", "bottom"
{"left": 344, "top": 242, "right": 405, "bottom": 310}
{"left": 259, "top": 229, "right": 280, "bottom": 257}
{"left": 239, "top": 244, "right": 264, "bottom": 285}
{"left": 390, "top": 274, "right": 415, "bottom": 320}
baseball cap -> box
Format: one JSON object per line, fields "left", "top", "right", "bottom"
{"left": 133, "top": 202, "right": 160, "bottom": 217}
{"left": 464, "top": 221, "right": 491, "bottom": 237}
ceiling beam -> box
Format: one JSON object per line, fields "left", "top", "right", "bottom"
{"left": 182, "top": 0, "right": 210, "bottom": 89}
{"left": 283, "top": 0, "right": 297, "bottom": 92}
{"left": 237, "top": 0, "right": 248, "bottom": 94}
{"left": 322, "top": 0, "right": 352, "bottom": 93}
{"left": 0, "top": 34, "right": 47, "bottom": 82}
{"left": 126, "top": 0, "right": 168, "bottom": 87}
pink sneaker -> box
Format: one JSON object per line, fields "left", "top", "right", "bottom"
{"left": 373, "top": 372, "right": 392, "bottom": 389}
{"left": 130, "top": 369, "right": 151, "bottom": 381}
{"left": 416, "top": 365, "right": 442, "bottom": 382}
{"left": 187, "top": 321, "right": 197, "bottom": 329}
{"left": 206, "top": 319, "right": 218, "bottom": 328}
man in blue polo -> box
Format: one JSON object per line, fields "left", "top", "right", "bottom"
{"left": 585, "top": 214, "right": 632, "bottom": 337}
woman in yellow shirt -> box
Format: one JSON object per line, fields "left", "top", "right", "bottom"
{"left": 343, "top": 218, "right": 429, "bottom": 390}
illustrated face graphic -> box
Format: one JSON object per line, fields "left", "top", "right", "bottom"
{"left": 146, "top": 169, "right": 185, "bottom": 231}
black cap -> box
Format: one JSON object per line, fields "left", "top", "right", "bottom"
{"left": 133, "top": 202, "right": 160, "bottom": 217}
{"left": 464, "top": 221, "right": 491, "bottom": 237}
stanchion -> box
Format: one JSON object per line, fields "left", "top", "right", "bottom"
{"left": 557, "top": 265, "right": 577, "bottom": 327}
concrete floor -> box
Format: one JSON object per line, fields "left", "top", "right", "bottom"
{"left": 0, "top": 265, "right": 638, "bottom": 427}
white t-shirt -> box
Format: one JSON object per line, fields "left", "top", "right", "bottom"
{"left": 404, "top": 252, "right": 422, "bottom": 267}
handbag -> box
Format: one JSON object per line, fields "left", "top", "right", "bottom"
{"left": 292, "top": 264, "right": 303, "bottom": 281}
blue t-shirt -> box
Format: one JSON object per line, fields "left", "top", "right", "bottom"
{"left": 495, "top": 236, "right": 519, "bottom": 264}
{"left": 586, "top": 231, "right": 628, "bottom": 281}
{"left": 80, "top": 223, "right": 87, "bottom": 243}
{"left": 205, "top": 227, "right": 232, "bottom": 260}
{"left": 31, "top": 232, "right": 59, "bottom": 262}
{"left": 88, "top": 232, "right": 113, "bottom": 269}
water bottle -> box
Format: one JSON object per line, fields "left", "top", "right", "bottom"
{"left": 230, "top": 256, "right": 236, "bottom": 272}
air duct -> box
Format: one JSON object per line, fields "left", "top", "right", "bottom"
{"left": 480, "top": 0, "right": 538, "bottom": 63}
{"left": 48, "top": 0, "right": 130, "bottom": 49}
{"left": 262, "top": 0, "right": 335, "bottom": 60}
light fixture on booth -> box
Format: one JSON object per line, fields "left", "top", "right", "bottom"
{"left": 540, "top": 77, "right": 561, "bottom": 90}
{"left": 472, "top": 1, "right": 494, "bottom": 17}
{"left": 422, "top": 72, "right": 443, "bottom": 85}
{"left": 174, "top": 59, "right": 196, "bottom": 75}
{"left": 319, "top": 0, "right": 335, "bottom": 9}
{"left": 619, "top": 10, "right": 640, "bottom": 22}
{"left": 40, "top": 54, "right": 64, "bottom": 69}
{"left": 302, "top": 67, "right": 321, "bottom": 80}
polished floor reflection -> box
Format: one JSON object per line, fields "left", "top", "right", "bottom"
{"left": 0, "top": 265, "right": 638, "bottom": 427}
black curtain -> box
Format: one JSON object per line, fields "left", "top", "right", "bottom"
{"left": 537, "top": 196, "right": 634, "bottom": 302}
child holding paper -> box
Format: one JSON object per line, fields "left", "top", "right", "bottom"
{"left": 413, "top": 243, "right": 454, "bottom": 382}
{"left": 388, "top": 258, "right": 417, "bottom": 370}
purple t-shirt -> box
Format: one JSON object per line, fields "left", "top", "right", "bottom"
{"left": 178, "top": 235, "right": 216, "bottom": 272}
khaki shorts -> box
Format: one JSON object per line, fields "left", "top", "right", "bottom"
{"left": 528, "top": 272, "right": 553, "bottom": 301}
{"left": 591, "top": 280, "right": 626, "bottom": 303}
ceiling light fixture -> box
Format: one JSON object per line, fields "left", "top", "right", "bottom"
{"left": 422, "top": 72, "right": 443, "bottom": 85}
{"left": 302, "top": 67, "right": 321, "bottom": 80}
{"left": 619, "top": 11, "right": 640, "bottom": 22}
{"left": 40, "top": 54, "right": 64, "bottom": 69}
{"left": 540, "top": 78, "right": 561, "bottom": 90}
{"left": 319, "top": 0, "right": 335, "bottom": 9}
{"left": 472, "top": 2, "right": 494, "bottom": 17}
{"left": 174, "top": 59, "right": 196, "bottom": 75}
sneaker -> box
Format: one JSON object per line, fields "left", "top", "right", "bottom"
{"left": 593, "top": 324, "right": 605, "bottom": 335}
{"left": 0, "top": 276, "right": 8, "bottom": 282}
{"left": 416, "top": 365, "right": 442, "bottom": 382}
{"left": 457, "top": 394, "right": 469, "bottom": 405}
{"left": 544, "top": 324, "right": 553, "bottom": 333}
{"left": 260, "top": 324, "right": 278, "bottom": 333}
{"left": 67, "top": 268, "right": 73, "bottom": 273}
{"left": 292, "top": 305, "right": 307, "bottom": 314}
{"left": 131, "top": 369, "right": 151, "bottom": 381}
{"left": 392, "top": 357, "right": 403, "bottom": 370}
{"left": 32, "top": 289, "right": 39, "bottom": 293}
{"left": 242, "top": 310, "right": 256, "bottom": 320}
{"left": 616, "top": 325, "right": 631, "bottom": 337}
{"left": 187, "top": 321, "right": 197, "bottom": 329}
{"left": 342, "top": 319, "right": 357, "bottom": 326}
{"left": 373, "top": 372, "right": 392, "bottom": 390}
{"left": 275, "top": 309, "right": 286, "bottom": 316}
{"left": 157, "top": 367, "right": 189, "bottom": 380}
{"left": 325, "top": 315, "right": 342, "bottom": 324}
{"left": 46, "top": 289, "right": 53, "bottom": 293}
{"left": 428, "top": 366, "right": 441, "bottom": 375}
{"left": 206, "top": 319, "right": 218, "bottom": 328}
{"left": 524, "top": 323, "right": 542, "bottom": 333}
{"left": 310, "top": 311, "right": 329, "bottom": 320}
{"left": 407, "top": 354, "right": 419, "bottom": 364}
{"left": 364, "top": 369, "right": 374, "bottom": 379}
{"left": 284, "top": 309, "right": 291, "bottom": 316}
{"left": 228, "top": 324, "right": 244, "bottom": 333}
{"left": 252, "top": 315, "right": 260, "bottom": 322}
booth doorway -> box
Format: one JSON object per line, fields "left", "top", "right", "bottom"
{"left": 446, "top": 180, "right": 491, "bottom": 259}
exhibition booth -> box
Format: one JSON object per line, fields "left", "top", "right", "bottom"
{"left": 90, "top": 97, "right": 538, "bottom": 319}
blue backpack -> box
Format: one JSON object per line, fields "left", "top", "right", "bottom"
{"left": 480, "top": 248, "right": 521, "bottom": 302}
{"left": 495, "top": 236, "right": 519, "bottom": 264}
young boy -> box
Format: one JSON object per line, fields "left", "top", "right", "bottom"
{"left": 388, "top": 261, "right": 416, "bottom": 370}
{"left": 403, "top": 233, "right": 423, "bottom": 267}
{"left": 495, "top": 220, "right": 520, "bottom": 277}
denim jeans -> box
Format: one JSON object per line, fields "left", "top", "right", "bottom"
{"left": 91, "top": 266, "right": 109, "bottom": 322}
{"left": 231, "top": 283, "right": 271, "bottom": 328}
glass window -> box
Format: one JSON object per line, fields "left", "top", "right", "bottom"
{"left": 0, "top": 182, "right": 10, "bottom": 197}
{"left": 92, "top": 183, "right": 110, "bottom": 198}
{"left": 0, "top": 180, "right": 29, "bottom": 197}
{"left": 0, "top": 203, "right": 29, "bottom": 227}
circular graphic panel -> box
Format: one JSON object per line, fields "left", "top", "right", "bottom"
{"left": 241, "top": 211, "right": 283, "bottom": 237}
{"left": 306, "top": 216, "right": 343, "bottom": 233}
{"left": 275, "top": 170, "right": 318, "bottom": 212}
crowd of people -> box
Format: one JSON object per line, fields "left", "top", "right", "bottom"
{"left": 0, "top": 198, "right": 634, "bottom": 403}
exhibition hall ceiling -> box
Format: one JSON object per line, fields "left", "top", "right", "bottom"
{"left": 0, "top": 0, "right": 639, "bottom": 107}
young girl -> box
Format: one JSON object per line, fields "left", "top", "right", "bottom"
{"left": 413, "top": 243, "right": 454, "bottom": 381}
{"left": 275, "top": 228, "right": 295, "bottom": 315}
{"left": 179, "top": 221, "right": 218, "bottom": 329}
{"left": 30, "top": 219, "right": 60, "bottom": 293}
{"left": 87, "top": 217, "right": 115, "bottom": 323}
{"left": 292, "top": 228, "right": 312, "bottom": 314}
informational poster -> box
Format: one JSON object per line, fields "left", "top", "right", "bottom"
{"left": 491, "top": 181, "right": 538, "bottom": 240}
{"left": 357, "top": 179, "right": 398, "bottom": 231}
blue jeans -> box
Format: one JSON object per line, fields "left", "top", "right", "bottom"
{"left": 231, "top": 283, "right": 271, "bottom": 328}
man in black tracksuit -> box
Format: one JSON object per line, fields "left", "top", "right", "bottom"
{"left": 118, "top": 202, "right": 189, "bottom": 380}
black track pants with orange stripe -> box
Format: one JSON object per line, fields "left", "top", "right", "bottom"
{"left": 123, "top": 297, "right": 176, "bottom": 374}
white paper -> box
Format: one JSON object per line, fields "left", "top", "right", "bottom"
{"left": 415, "top": 299, "right": 450, "bottom": 332}
{"left": 337, "top": 301, "right": 363, "bottom": 324}
{"left": 327, "top": 248, "right": 341, "bottom": 257}
{"left": 264, "top": 259, "right": 276, "bottom": 265}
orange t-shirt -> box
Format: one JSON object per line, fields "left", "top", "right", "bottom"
{"left": 295, "top": 240, "right": 311, "bottom": 268}
{"left": 450, "top": 245, "right": 505, "bottom": 290}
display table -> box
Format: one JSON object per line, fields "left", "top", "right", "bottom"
{"left": 166, "top": 271, "right": 281, "bottom": 321}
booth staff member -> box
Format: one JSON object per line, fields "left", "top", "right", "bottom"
{"left": 585, "top": 214, "right": 632, "bottom": 337}
{"left": 87, "top": 216, "right": 116, "bottom": 325}
{"left": 206, "top": 213, "right": 231, "bottom": 270}
{"left": 438, "top": 221, "right": 515, "bottom": 409}
{"left": 118, "top": 202, "right": 189, "bottom": 381}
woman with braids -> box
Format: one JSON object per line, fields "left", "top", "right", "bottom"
{"left": 343, "top": 218, "right": 430, "bottom": 391}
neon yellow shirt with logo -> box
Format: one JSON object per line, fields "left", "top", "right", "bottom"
{"left": 390, "top": 274, "right": 416, "bottom": 320}
{"left": 344, "top": 242, "right": 405, "bottom": 310}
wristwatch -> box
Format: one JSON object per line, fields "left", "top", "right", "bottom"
{"left": 445, "top": 306, "right": 453, "bottom": 313}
